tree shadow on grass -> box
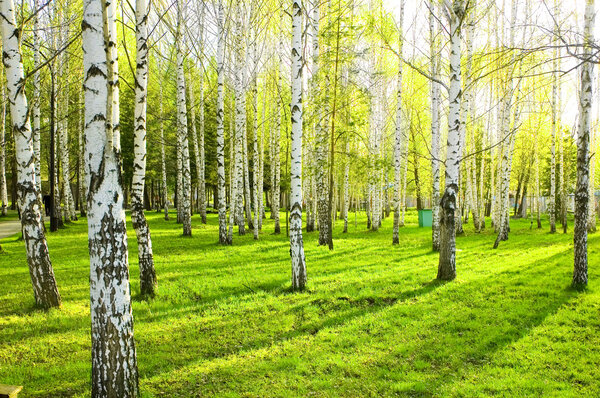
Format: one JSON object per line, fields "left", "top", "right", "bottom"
{"left": 140, "top": 247, "right": 581, "bottom": 396}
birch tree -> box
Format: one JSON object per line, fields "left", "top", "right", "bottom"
{"left": 392, "top": 0, "right": 405, "bottom": 245}
{"left": 216, "top": 0, "right": 228, "bottom": 244}
{"left": 176, "top": 3, "right": 192, "bottom": 236}
{"left": 32, "top": 0, "right": 42, "bottom": 204}
{"left": 437, "top": 0, "right": 465, "bottom": 281}
{"left": 429, "top": 0, "right": 442, "bottom": 250}
{"left": 0, "top": 57, "right": 7, "bottom": 217}
{"left": 82, "top": 0, "right": 138, "bottom": 393}
{"left": 290, "top": 0, "right": 307, "bottom": 290}
{"left": 131, "top": 0, "right": 157, "bottom": 296}
{"left": 1, "top": 0, "right": 62, "bottom": 308}
{"left": 572, "top": 0, "right": 595, "bottom": 288}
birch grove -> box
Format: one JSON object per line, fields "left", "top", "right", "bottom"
{"left": 1, "top": 1, "right": 600, "bottom": 393}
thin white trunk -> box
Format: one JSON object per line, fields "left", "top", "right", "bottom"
{"left": 131, "top": 0, "right": 156, "bottom": 296}
{"left": 32, "top": 0, "right": 42, "bottom": 204}
{"left": 159, "top": 77, "right": 169, "bottom": 220}
{"left": 217, "top": 0, "right": 227, "bottom": 243}
{"left": 197, "top": 3, "right": 206, "bottom": 224}
{"left": 1, "top": 0, "right": 61, "bottom": 308}
{"left": 83, "top": 0, "right": 138, "bottom": 394}
{"left": 573, "top": 0, "right": 595, "bottom": 287}
{"left": 0, "top": 58, "right": 7, "bottom": 216}
{"left": 393, "top": 0, "right": 405, "bottom": 244}
{"left": 429, "top": 0, "right": 441, "bottom": 249}
{"left": 176, "top": 15, "right": 192, "bottom": 236}
{"left": 438, "top": 0, "right": 464, "bottom": 281}
{"left": 290, "top": 0, "right": 307, "bottom": 290}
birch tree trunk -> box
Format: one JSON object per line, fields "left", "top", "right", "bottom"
{"left": 272, "top": 49, "right": 282, "bottom": 234}
{"left": 429, "top": 0, "right": 441, "bottom": 249}
{"left": 32, "top": 0, "right": 42, "bottom": 205}
{"left": 78, "top": 86, "right": 87, "bottom": 217}
{"left": 573, "top": 0, "right": 595, "bottom": 287}
{"left": 290, "top": 0, "right": 307, "bottom": 290}
{"left": 131, "top": 0, "right": 157, "bottom": 296}
{"left": 82, "top": 0, "right": 139, "bottom": 394}
{"left": 392, "top": 0, "right": 405, "bottom": 245}
{"left": 197, "top": 4, "right": 207, "bottom": 224}
{"left": 1, "top": 0, "right": 62, "bottom": 308}
{"left": 588, "top": 127, "right": 596, "bottom": 232}
{"left": 438, "top": 0, "right": 465, "bottom": 281}
{"left": 251, "top": 16, "right": 260, "bottom": 240}
{"left": 59, "top": 6, "right": 77, "bottom": 222}
{"left": 176, "top": 8, "right": 192, "bottom": 236}
{"left": 343, "top": 140, "right": 350, "bottom": 233}
{"left": 234, "top": 12, "right": 247, "bottom": 236}
{"left": 188, "top": 66, "right": 201, "bottom": 214}
{"left": 549, "top": 15, "right": 558, "bottom": 233}
{"left": 159, "top": 77, "right": 169, "bottom": 220}
{"left": 216, "top": 0, "right": 228, "bottom": 243}
{"left": 315, "top": 3, "right": 332, "bottom": 244}
{"left": 493, "top": 0, "right": 518, "bottom": 248}
{"left": 0, "top": 58, "right": 7, "bottom": 217}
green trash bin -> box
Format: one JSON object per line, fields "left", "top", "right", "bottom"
{"left": 418, "top": 209, "right": 433, "bottom": 227}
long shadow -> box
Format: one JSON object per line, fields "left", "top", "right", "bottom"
{"left": 140, "top": 246, "right": 580, "bottom": 395}
{"left": 136, "top": 277, "right": 448, "bottom": 382}
{"left": 375, "top": 247, "right": 581, "bottom": 395}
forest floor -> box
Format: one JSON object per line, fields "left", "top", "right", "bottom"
{"left": 0, "top": 209, "right": 599, "bottom": 397}
{"left": 0, "top": 211, "right": 21, "bottom": 239}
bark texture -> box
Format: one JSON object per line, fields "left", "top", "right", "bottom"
{"left": 83, "top": 0, "right": 139, "bottom": 394}
{"left": 1, "top": 0, "right": 62, "bottom": 308}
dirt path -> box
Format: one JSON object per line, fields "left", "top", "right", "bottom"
{"left": 0, "top": 220, "right": 21, "bottom": 240}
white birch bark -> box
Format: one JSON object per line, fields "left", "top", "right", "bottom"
{"left": 290, "top": 0, "right": 307, "bottom": 290}
{"left": 550, "top": 13, "right": 558, "bottom": 233}
{"left": 188, "top": 65, "right": 200, "bottom": 214}
{"left": 573, "top": 0, "right": 595, "bottom": 287}
{"left": 0, "top": 57, "right": 7, "bottom": 217}
{"left": 82, "top": 0, "right": 138, "bottom": 394}
{"left": 251, "top": 14, "right": 260, "bottom": 240}
{"left": 438, "top": 0, "right": 465, "bottom": 281}
{"left": 393, "top": 0, "right": 405, "bottom": 244}
{"left": 176, "top": 15, "right": 192, "bottom": 236}
{"left": 429, "top": 0, "right": 442, "bottom": 249}
{"left": 216, "top": 0, "right": 228, "bottom": 243}
{"left": 197, "top": 3, "right": 207, "bottom": 224}
{"left": 588, "top": 127, "right": 596, "bottom": 232}
{"left": 59, "top": 5, "right": 77, "bottom": 222}
{"left": 234, "top": 12, "right": 247, "bottom": 235}
{"left": 131, "top": 0, "right": 156, "bottom": 296}
{"left": 159, "top": 76, "right": 169, "bottom": 220}
{"left": 78, "top": 86, "right": 87, "bottom": 217}
{"left": 106, "top": 0, "right": 120, "bottom": 154}
{"left": 314, "top": 2, "right": 331, "bottom": 244}
{"left": 1, "top": 0, "right": 62, "bottom": 308}
{"left": 32, "top": 0, "right": 42, "bottom": 204}
{"left": 494, "top": 0, "right": 518, "bottom": 247}
{"left": 272, "top": 51, "right": 282, "bottom": 234}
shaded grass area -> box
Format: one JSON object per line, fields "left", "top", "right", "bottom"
{"left": 0, "top": 209, "right": 599, "bottom": 397}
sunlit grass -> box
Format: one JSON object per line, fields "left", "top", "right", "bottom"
{"left": 0, "top": 209, "right": 599, "bottom": 397}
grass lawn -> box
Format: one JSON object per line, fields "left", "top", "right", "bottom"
{"left": 0, "top": 209, "right": 599, "bottom": 397}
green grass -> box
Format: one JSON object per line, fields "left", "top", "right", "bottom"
{"left": 0, "top": 209, "right": 599, "bottom": 397}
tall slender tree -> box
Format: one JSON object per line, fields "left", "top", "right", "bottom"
{"left": 176, "top": 2, "right": 192, "bottom": 236}
{"left": 572, "top": 0, "right": 595, "bottom": 288}
{"left": 82, "top": 0, "right": 139, "bottom": 393}
{"left": 1, "top": 0, "right": 62, "bottom": 308}
{"left": 216, "top": 0, "right": 228, "bottom": 244}
{"left": 131, "top": 0, "right": 157, "bottom": 296}
{"left": 438, "top": 0, "right": 465, "bottom": 281}
{"left": 290, "top": 0, "right": 307, "bottom": 290}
